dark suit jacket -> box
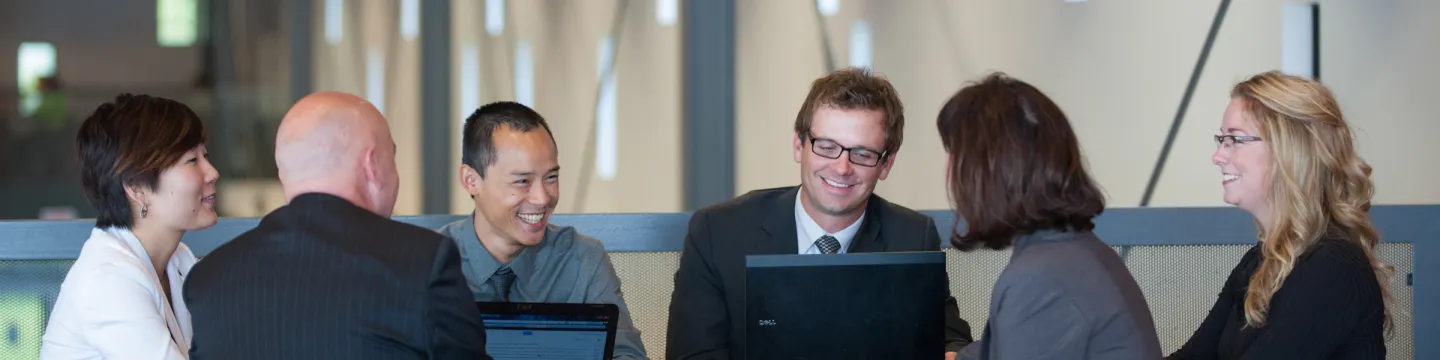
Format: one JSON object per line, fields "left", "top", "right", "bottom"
{"left": 184, "top": 193, "right": 491, "bottom": 360}
{"left": 665, "top": 186, "right": 974, "bottom": 360}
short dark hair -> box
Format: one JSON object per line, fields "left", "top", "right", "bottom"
{"left": 794, "top": 67, "right": 906, "bottom": 155}
{"left": 937, "top": 72, "right": 1105, "bottom": 251}
{"left": 462, "top": 101, "right": 555, "bottom": 177}
{"left": 77, "top": 93, "right": 207, "bottom": 229}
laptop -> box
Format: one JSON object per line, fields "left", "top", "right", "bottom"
{"left": 745, "top": 251, "right": 948, "bottom": 359}
{"left": 476, "top": 302, "right": 619, "bottom": 360}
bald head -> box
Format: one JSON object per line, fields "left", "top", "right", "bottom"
{"left": 275, "top": 92, "right": 399, "bottom": 216}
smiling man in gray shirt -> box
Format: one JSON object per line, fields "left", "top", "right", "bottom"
{"left": 438, "top": 101, "right": 647, "bottom": 359}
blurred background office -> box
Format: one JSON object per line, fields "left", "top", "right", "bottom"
{"left": 3, "top": 1, "right": 1439, "bottom": 359}
{"left": 3, "top": 0, "right": 1440, "bottom": 220}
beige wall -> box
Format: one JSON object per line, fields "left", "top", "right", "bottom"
{"left": 226, "top": 0, "right": 688, "bottom": 217}
{"left": 310, "top": 0, "right": 424, "bottom": 216}
{"left": 737, "top": 0, "right": 1440, "bottom": 211}
{"left": 233, "top": 0, "right": 1440, "bottom": 217}
{"left": 1319, "top": 0, "right": 1440, "bottom": 204}
{"left": 735, "top": 0, "right": 831, "bottom": 194}
{"left": 449, "top": 0, "right": 682, "bottom": 215}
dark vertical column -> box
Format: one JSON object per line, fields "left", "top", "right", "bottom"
{"left": 420, "top": 0, "right": 453, "bottom": 214}
{"left": 288, "top": 0, "right": 313, "bottom": 104}
{"left": 682, "top": 0, "right": 737, "bottom": 211}
{"left": 209, "top": 0, "right": 239, "bottom": 177}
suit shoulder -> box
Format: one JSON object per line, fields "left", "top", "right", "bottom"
{"left": 70, "top": 253, "right": 148, "bottom": 284}
{"left": 73, "top": 230, "right": 145, "bottom": 269}
{"left": 185, "top": 226, "right": 270, "bottom": 283}
{"left": 191, "top": 223, "right": 271, "bottom": 266}
{"left": 65, "top": 236, "right": 152, "bottom": 292}
{"left": 1007, "top": 236, "right": 1106, "bottom": 278}
{"left": 871, "top": 194, "right": 934, "bottom": 225}
{"left": 383, "top": 220, "right": 451, "bottom": 249}
{"left": 695, "top": 186, "right": 794, "bottom": 218}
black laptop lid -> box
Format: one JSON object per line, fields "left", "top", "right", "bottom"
{"left": 476, "top": 302, "right": 619, "bottom": 360}
{"left": 744, "top": 251, "right": 948, "bottom": 359}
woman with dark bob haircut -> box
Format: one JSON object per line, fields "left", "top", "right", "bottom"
{"left": 943, "top": 73, "right": 1161, "bottom": 359}
{"left": 41, "top": 94, "right": 218, "bottom": 359}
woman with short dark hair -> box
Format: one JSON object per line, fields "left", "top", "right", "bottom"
{"left": 41, "top": 94, "right": 218, "bottom": 359}
{"left": 942, "top": 73, "right": 1161, "bottom": 359}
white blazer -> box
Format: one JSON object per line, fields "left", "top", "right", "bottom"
{"left": 39, "top": 227, "right": 197, "bottom": 360}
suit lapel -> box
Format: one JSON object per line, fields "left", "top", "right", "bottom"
{"left": 168, "top": 249, "right": 194, "bottom": 353}
{"left": 108, "top": 228, "right": 189, "bottom": 352}
{"left": 848, "top": 196, "right": 884, "bottom": 253}
{"left": 758, "top": 187, "right": 802, "bottom": 255}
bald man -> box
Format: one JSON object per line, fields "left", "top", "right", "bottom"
{"left": 184, "top": 92, "right": 492, "bottom": 360}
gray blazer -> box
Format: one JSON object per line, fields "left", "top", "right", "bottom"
{"left": 960, "top": 230, "right": 1162, "bottom": 360}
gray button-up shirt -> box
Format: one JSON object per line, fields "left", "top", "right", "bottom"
{"left": 438, "top": 216, "right": 649, "bottom": 359}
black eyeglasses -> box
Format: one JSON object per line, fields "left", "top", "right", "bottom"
{"left": 1214, "top": 135, "right": 1263, "bottom": 149}
{"left": 805, "top": 134, "right": 886, "bottom": 167}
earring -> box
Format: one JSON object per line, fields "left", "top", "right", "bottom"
{"left": 141, "top": 205, "right": 148, "bottom": 218}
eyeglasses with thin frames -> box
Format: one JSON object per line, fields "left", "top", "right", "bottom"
{"left": 805, "top": 134, "right": 887, "bottom": 167}
{"left": 1214, "top": 135, "right": 1262, "bottom": 149}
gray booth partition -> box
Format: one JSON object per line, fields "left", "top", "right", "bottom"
{"left": 2, "top": 205, "right": 1436, "bottom": 359}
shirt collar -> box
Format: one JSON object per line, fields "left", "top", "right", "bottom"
{"left": 794, "top": 189, "right": 865, "bottom": 253}
{"left": 451, "top": 213, "right": 540, "bottom": 280}
{"left": 103, "top": 226, "right": 189, "bottom": 275}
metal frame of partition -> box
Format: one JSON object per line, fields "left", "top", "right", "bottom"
{"left": 2, "top": 205, "right": 1437, "bottom": 356}
{"left": 418, "top": 0, "right": 453, "bottom": 215}
{"left": 681, "top": 0, "right": 738, "bottom": 211}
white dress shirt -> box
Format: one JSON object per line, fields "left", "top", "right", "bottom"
{"left": 40, "top": 227, "right": 196, "bottom": 360}
{"left": 794, "top": 190, "right": 866, "bottom": 254}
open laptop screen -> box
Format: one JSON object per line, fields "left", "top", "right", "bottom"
{"left": 745, "top": 251, "right": 948, "bottom": 359}
{"left": 477, "top": 303, "right": 618, "bottom": 360}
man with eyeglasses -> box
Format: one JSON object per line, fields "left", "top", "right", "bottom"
{"left": 665, "top": 67, "right": 974, "bottom": 360}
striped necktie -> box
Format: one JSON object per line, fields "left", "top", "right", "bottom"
{"left": 490, "top": 267, "right": 517, "bottom": 302}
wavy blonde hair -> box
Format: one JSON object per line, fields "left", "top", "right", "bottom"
{"left": 1231, "top": 71, "right": 1391, "bottom": 331}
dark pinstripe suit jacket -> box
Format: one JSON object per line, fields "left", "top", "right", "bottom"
{"left": 183, "top": 193, "right": 491, "bottom": 360}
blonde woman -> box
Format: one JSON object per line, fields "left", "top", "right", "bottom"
{"left": 1168, "top": 71, "right": 1390, "bottom": 359}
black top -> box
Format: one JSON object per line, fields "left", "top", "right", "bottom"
{"left": 664, "top": 186, "right": 973, "bottom": 360}
{"left": 184, "top": 193, "right": 492, "bottom": 360}
{"left": 1167, "top": 235, "right": 1386, "bottom": 360}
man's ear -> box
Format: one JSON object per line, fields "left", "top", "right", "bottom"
{"left": 877, "top": 150, "right": 898, "bottom": 181}
{"left": 793, "top": 132, "right": 804, "bottom": 163}
{"left": 459, "top": 164, "right": 483, "bottom": 196}
{"left": 361, "top": 146, "right": 383, "bottom": 194}
{"left": 362, "top": 147, "right": 377, "bottom": 181}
